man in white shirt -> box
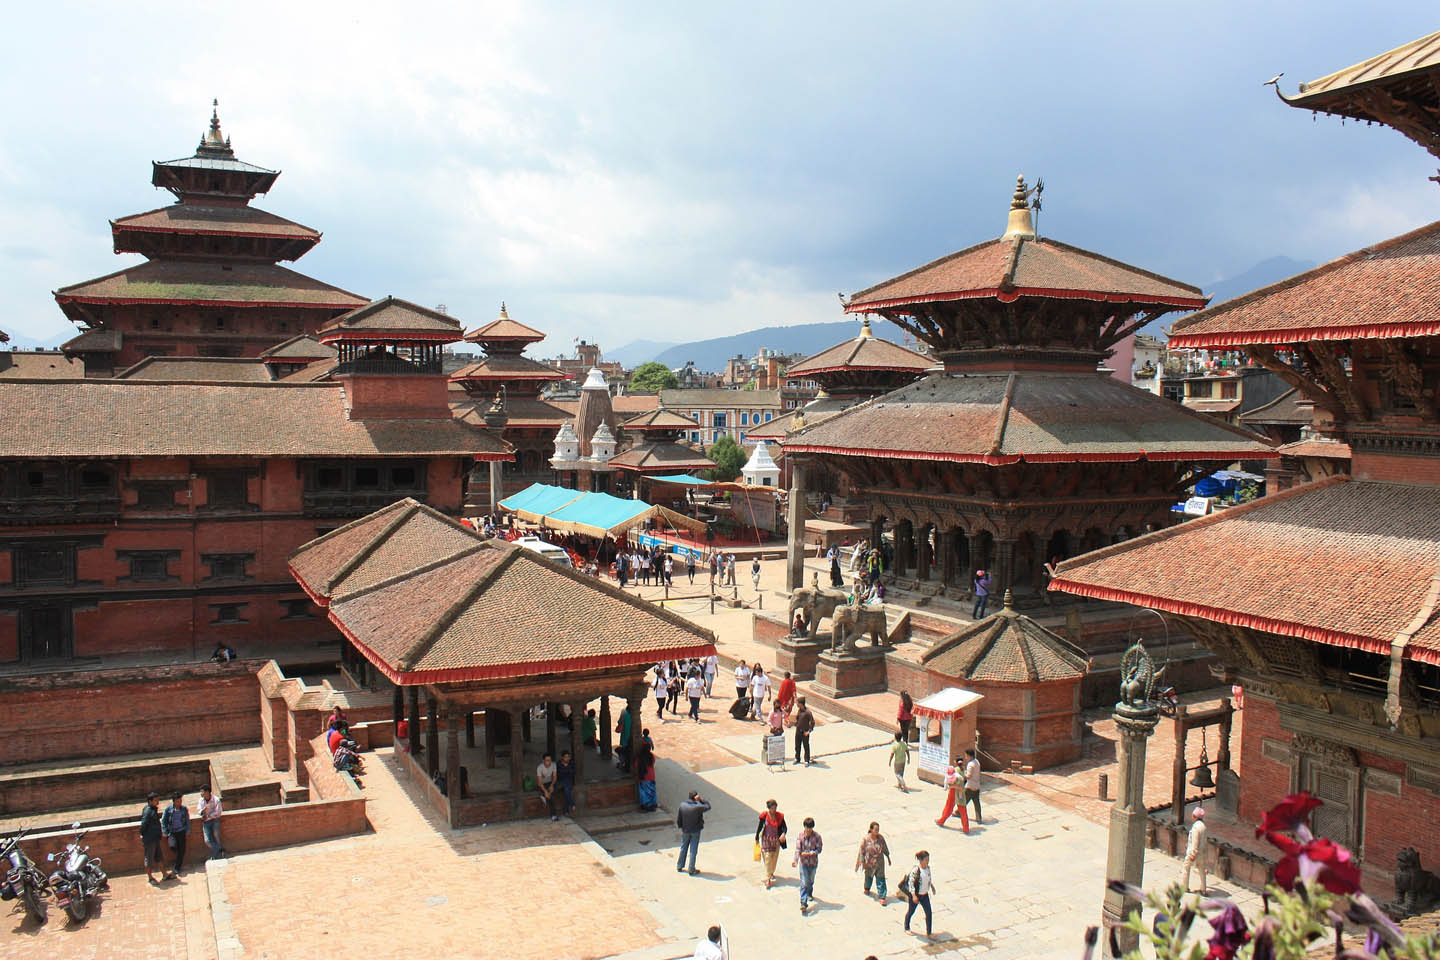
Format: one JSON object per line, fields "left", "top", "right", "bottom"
{"left": 198, "top": 785, "right": 226, "bottom": 859}
{"left": 1181, "top": 806, "right": 1208, "bottom": 893}
{"left": 703, "top": 654, "right": 719, "bottom": 697}
{"left": 748, "top": 666, "right": 771, "bottom": 720}
{"left": 685, "top": 672, "right": 705, "bottom": 722}
{"left": 692, "top": 924, "right": 725, "bottom": 960}
{"left": 962, "top": 748, "right": 983, "bottom": 823}
{"left": 536, "top": 754, "right": 560, "bottom": 821}
{"left": 734, "top": 661, "right": 752, "bottom": 703}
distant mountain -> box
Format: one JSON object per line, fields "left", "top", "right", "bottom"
{"left": 607, "top": 338, "right": 680, "bottom": 367}
{"left": 644, "top": 320, "right": 908, "bottom": 372}
{"left": 1142, "top": 256, "right": 1316, "bottom": 337}
{"left": 1, "top": 328, "right": 67, "bottom": 351}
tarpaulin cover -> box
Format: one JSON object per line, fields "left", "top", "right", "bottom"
{"left": 498, "top": 483, "right": 705, "bottom": 538}
{"left": 498, "top": 483, "right": 583, "bottom": 523}
{"left": 650, "top": 474, "right": 712, "bottom": 485}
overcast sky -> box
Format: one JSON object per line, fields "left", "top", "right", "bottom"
{"left": 2, "top": 3, "right": 1436, "bottom": 353}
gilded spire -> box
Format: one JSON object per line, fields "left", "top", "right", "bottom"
{"left": 196, "top": 99, "right": 235, "bottom": 158}
{"left": 857, "top": 316, "right": 873, "bottom": 340}
{"left": 499, "top": 301, "right": 509, "bottom": 320}
{"left": 1002, "top": 174, "right": 1036, "bottom": 240}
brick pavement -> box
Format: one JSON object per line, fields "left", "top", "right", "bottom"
{"left": 4, "top": 871, "right": 214, "bottom": 960}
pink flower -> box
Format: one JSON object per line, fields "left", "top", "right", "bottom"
{"left": 1255, "top": 792, "right": 1322, "bottom": 839}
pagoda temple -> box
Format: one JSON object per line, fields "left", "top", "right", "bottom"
{"left": 1052, "top": 30, "right": 1440, "bottom": 885}
{"left": 57, "top": 102, "right": 367, "bottom": 375}
{"left": 451, "top": 304, "right": 573, "bottom": 501}
{"left": 607, "top": 408, "right": 712, "bottom": 498}
{"left": 781, "top": 179, "right": 1274, "bottom": 595}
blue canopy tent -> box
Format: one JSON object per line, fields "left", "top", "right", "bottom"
{"left": 498, "top": 483, "right": 705, "bottom": 539}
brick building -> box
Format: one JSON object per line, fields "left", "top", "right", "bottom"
{"left": 1051, "top": 29, "right": 1440, "bottom": 883}
{"left": 58, "top": 103, "right": 367, "bottom": 376}
{"left": 0, "top": 298, "right": 510, "bottom": 667}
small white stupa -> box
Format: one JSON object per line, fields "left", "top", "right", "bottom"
{"left": 742, "top": 441, "right": 781, "bottom": 487}
{"left": 550, "top": 421, "right": 580, "bottom": 469}
{"left": 588, "top": 422, "right": 617, "bottom": 463}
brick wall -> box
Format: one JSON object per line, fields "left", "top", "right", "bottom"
{"left": 1358, "top": 750, "right": 1440, "bottom": 872}
{"left": 0, "top": 759, "right": 210, "bottom": 816}
{"left": 1351, "top": 451, "right": 1440, "bottom": 484}
{"left": 1236, "top": 694, "right": 1292, "bottom": 825}
{"left": 0, "top": 662, "right": 262, "bottom": 767}
{"left": 21, "top": 795, "right": 369, "bottom": 875}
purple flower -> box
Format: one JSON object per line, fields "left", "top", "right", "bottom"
{"left": 1204, "top": 902, "right": 1249, "bottom": 960}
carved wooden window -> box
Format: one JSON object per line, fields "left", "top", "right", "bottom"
{"left": 206, "top": 473, "right": 250, "bottom": 508}
{"left": 1189, "top": 381, "right": 1213, "bottom": 399}
{"left": 120, "top": 550, "right": 179, "bottom": 583}
{"left": 21, "top": 463, "right": 61, "bottom": 496}
{"left": 78, "top": 466, "right": 114, "bottom": 495}
{"left": 135, "top": 482, "right": 177, "bottom": 509}
{"left": 15, "top": 544, "right": 73, "bottom": 587}
{"left": 280, "top": 598, "right": 314, "bottom": 620}
{"left": 202, "top": 553, "right": 252, "bottom": 581}
{"left": 1315, "top": 645, "right": 1388, "bottom": 696}
{"left": 210, "top": 603, "right": 248, "bottom": 624}
{"left": 1220, "top": 381, "right": 1238, "bottom": 400}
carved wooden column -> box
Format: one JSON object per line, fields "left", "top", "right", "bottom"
{"left": 939, "top": 529, "right": 958, "bottom": 586}
{"left": 786, "top": 459, "right": 809, "bottom": 591}
{"left": 407, "top": 687, "right": 422, "bottom": 757}
{"left": 426, "top": 694, "right": 440, "bottom": 778}
{"left": 894, "top": 521, "right": 912, "bottom": 577}
{"left": 465, "top": 711, "right": 476, "bottom": 748}
{"left": 545, "top": 702, "right": 558, "bottom": 758}
{"left": 570, "top": 698, "right": 586, "bottom": 805}
{"left": 993, "top": 539, "right": 1017, "bottom": 594}
{"left": 966, "top": 533, "right": 986, "bottom": 581}
{"left": 509, "top": 707, "right": 526, "bottom": 813}
{"left": 445, "top": 707, "right": 461, "bottom": 819}
{"left": 599, "top": 696, "right": 613, "bottom": 761}
{"left": 915, "top": 524, "right": 932, "bottom": 580}
{"left": 392, "top": 684, "right": 403, "bottom": 729}
{"left": 625, "top": 694, "right": 644, "bottom": 775}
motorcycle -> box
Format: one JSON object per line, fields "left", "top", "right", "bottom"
{"left": 46, "top": 823, "right": 107, "bottom": 923}
{"left": 1, "top": 827, "right": 49, "bottom": 923}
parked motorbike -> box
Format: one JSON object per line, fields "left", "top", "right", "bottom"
{"left": 1, "top": 827, "right": 49, "bottom": 923}
{"left": 46, "top": 823, "right": 107, "bottom": 922}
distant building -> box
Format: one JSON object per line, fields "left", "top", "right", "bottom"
{"left": 659, "top": 388, "right": 784, "bottom": 447}
{"left": 547, "top": 340, "right": 624, "bottom": 388}
{"left": 672, "top": 361, "right": 721, "bottom": 390}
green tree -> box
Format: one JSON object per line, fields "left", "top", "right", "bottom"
{"left": 706, "top": 434, "right": 746, "bottom": 481}
{"left": 628, "top": 361, "right": 678, "bottom": 393}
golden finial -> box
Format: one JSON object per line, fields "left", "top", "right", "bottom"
{"left": 1002, "top": 588, "right": 1014, "bottom": 610}
{"left": 1003, "top": 175, "right": 1037, "bottom": 240}
{"left": 498, "top": 302, "right": 509, "bottom": 320}
{"left": 857, "top": 316, "right": 873, "bottom": 340}
{"left": 792, "top": 409, "right": 806, "bottom": 431}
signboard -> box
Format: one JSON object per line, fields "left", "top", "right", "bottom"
{"left": 763, "top": 734, "right": 787, "bottom": 766}
{"left": 1183, "top": 496, "right": 1212, "bottom": 518}
{"left": 638, "top": 533, "right": 706, "bottom": 561}
{"left": 917, "top": 726, "right": 950, "bottom": 779}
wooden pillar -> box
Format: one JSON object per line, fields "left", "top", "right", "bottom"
{"left": 994, "top": 539, "right": 1016, "bottom": 594}
{"left": 521, "top": 707, "right": 532, "bottom": 742}
{"left": 599, "top": 696, "right": 613, "bottom": 761}
{"left": 916, "top": 524, "right": 931, "bottom": 580}
{"left": 940, "top": 528, "right": 958, "bottom": 586}
{"left": 466, "top": 711, "right": 476, "bottom": 748}
{"left": 407, "top": 687, "right": 421, "bottom": 756}
{"left": 869, "top": 518, "right": 884, "bottom": 558}
{"left": 509, "top": 707, "right": 526, "bottom": 811}
{"left": 426, "top": 694, "right": 439, "bottom": 778}
{"left": 1217, "top": 699, "right": 1233, "bottom": 773}
{"left": 484, "top": 708, "right": 502, "bottom": 769}
{"left": 545, "top": 703, "right": 558, "bottom": 758}
{"left": 625, "top": 695, "right": 644, "bottom": 776}
{"left": 785, "top": 459, "right": 808, "bottom": 591}
{"left": 392, "top": 684, "right": 404, "bottom": 728}
{"left": 570, "top": 698, "right": 586, "bottom": 800}
{"left": 446, "top": 708, "right": 461, "bottom": 813}
{"left": 894, "top": 521, "right": 911, "bottom": 577}
{"left": 1171, "top": 705, "right": 1188, "bottom": 823}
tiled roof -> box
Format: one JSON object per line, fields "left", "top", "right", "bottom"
{"left": 0, "top": 352, "right": 83, "bottom": 379}
{"left": 787, "top": 331, "right": 934, "bottom": 377}
{"left": 1049, "top": 477, "right": 1440, "bottom": 667}
{"left": 318, "top": 297, "right": 463, "bottom": 340}
{"left": 622, "top": 409, "right": 700, "bottom": 430}
{"left": 549, "top": 395, "right": 660, "bottom": 417}
{"left": 785, "top": 371, "right": 1275, "bottom": 464}
{"left": 0, "top": 379, "right": 512, "bottom": 459}
{"left": 1281, "top": 30, "right": 1440, "bottom": 107}
{"left": 259, "top": 334, "right": 336, "bottom": 361}
{"left": 1184, "top": 399, "right": 1241, "bottom": 415}
{"left": 659, "top": 388, "right": 783, "bottom": 408}
{"left": 922, "top": 596, "right": 1088, "bottom": 683}
{"left": 0, "top": 329, "right": 8, "bottom": 343}
{"left": 464, "top": 315, "right": 546, "bottom": 343}
{"left": 55, "top": 260, "right": 368, "bottom": 309}
{"left": 746, "top": 397, "right": 854, "bottom": 440}
{"left": 280, "top": 358, "right": 337, "bottom": 382}
{"left": 291, "top": 499, "right": 716, "bottom": 683}
{"left": 449, "top": 354, "right": 567, "bottom": 381}
{"left": 111, "top": 204, "right": 320, "bottom": 240}
{"left": 608, "top": 441, "right": 716, "bottom": 473}
{"left": 61, "top": 329, "right": 122, "bottom": 353}
{"left": 1238, "top": 388, "right": 1311, "bottom": 426}
{"left": 1276, "top": 438, "right": 1351, "bottom": 460}
{"left": 845, "top": 236, "right": 1207, "bottom": 312}
{"left": 114, "top": 356, "right": 274, "bottom": 382}
{"left": 1169, "top": 222, "right": 1440, "bottom": 348}
{"left": 451, "top": 396, "right": 573, "bottom": 429}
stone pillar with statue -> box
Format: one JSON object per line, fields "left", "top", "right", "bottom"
{"left": 785, "top": 457, "right": 809, "bottom": 591}
{"left": 1101, "top": 640, "right": 1164, "bottom": 956}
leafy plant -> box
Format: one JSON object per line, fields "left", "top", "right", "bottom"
{"left": 628, "top": 361, "right": 678, "bottom": 393}
{"left": 705, "top": 435, "right": 746, "bottom": 481}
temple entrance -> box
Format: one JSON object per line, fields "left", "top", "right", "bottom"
{"left": 20, "top": 603, "right": 71, "bottom": 661}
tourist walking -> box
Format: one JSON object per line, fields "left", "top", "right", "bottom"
{"left": 793, "top": 817, "right": 823, "bottom": 913}
{"left": 199, "top": 784, "right": 226, "bottom": 859}
{"left": 754, "top": 798, "right": 788, "bottom": 888}
{"left": 971, "top": 569, "right": 991, "bottom": 619}
{"left": 903, "top": 851, "right": 937, "bottom": 938}
{"left": 750, "top": 557, "right": 761, "bottom": 592}
{"left": 675, "top": 790, "right": 711, "bottom": 875}
{"left": 726, "top": 553, "right": 737, "bottom": 586}
{"left": 687, "top": 554, "right": 696, "bottom": 585}
{"left": 897, "top": 691, "right": 915, "bottom": 743}
{"left": 748, "top": 665, "right": 770, "bottom": 720}
{"left": 140, "top": 791, "right": 172, "bottom": 883}
{"left": 962, "top": 748, "right": 982, "bottom": 823}
{"left": 794, "top": 697, "right": 814, "bottom": 764}
{"left": 654, "top": 670, "right": 669, "bottom": 718}
{"left": 161, "top": 792, "right": 191, "bottom": 874}
{"left": 667, "top": 672, "right": 682, "bottom": 714}
{"left": 734, "top": 660, "right": 752, "bottom": 703}
{"left": 665, "top": 555, "right": 675, "bottom": 586}
{"left": 704, "top": 653, "right": 718, "bottom": 697}
{"left": 889, "top": 731, "right": 910, "bottom": 792}
{"left": 775, "top": 671, "right": 796, "bottom": 718}
{"left": 829, "top": 550, "right": 843, "bottom": 588}
{"left": 686, "top": 670, "right": 705, "bottom": 722}
{"left": 935, "top": 757, "right": 969, "bottom": 832}
{"left": 1181, "top": 806, "right": 1208, "bottom": 893}
{"left": 855, "top": 821, "right": 892, "bottom": 904}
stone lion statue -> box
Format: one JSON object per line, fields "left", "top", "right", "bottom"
{"left": 788, "top": 584, "right": 847, "bottom": 639}
{"left": 1396, "top": 847, "right": 1440, "bottom": 916}
{"left": 830, "top": 604, "right": 889, "bottom": 653}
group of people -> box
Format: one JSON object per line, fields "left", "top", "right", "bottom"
{"left": 617, "top": 544, "right": 686, "bottom": 587}
{"left": 652, "top": 655, "right": 721, "bottom": 722}
{"left": 138, "top": 785, "right": 225, "bottom": 884}
{"left": 323, "top": 707, "right": 365, "bottom": 777}
{"left": 533, "top": 751, "right": 578, "bottom": 820}
{"left": 729, "top": 661, "right": 813, "bottom": 762}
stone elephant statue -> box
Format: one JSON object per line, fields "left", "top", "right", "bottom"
{"left": 788, "top": 586, "right": 847, "bottom": 639}
{"left": 830, "top": 604, "right": 889, "bottom": 653}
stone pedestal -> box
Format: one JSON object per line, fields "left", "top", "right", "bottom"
{"left": 810, "top": 646, "right": 888, "bottom": 698}
{"left": 775, "top": 635, "right": 829, "bottom": 682}
{"left": 1101, "top": 701, "right": 1160, "bottom": 956}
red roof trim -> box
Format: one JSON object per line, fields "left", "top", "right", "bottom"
{"left": 1047, "top": 578, "right": 1391, "bottom": 658}
{"left": 110, "top": 222, "right": 320, "bottom": 242}
{"left": 1169, "top": 319, "right": 1440, "bottom": 349}
{"left": 56, "top": 294, "right": 361, "bottom": 310}
{"left": 318, "top": 331, "right": 459, "bottom": 343}
{"left": 784, "top": 443, "right": 1275, "bottom": 464}
{"left": 448, "top": 370, "right": 566, "bottom": 381}
{"left": 846, "top": 286, "right": 1208, "bottom": 313}
{"left": 787, "top": 363, "right": 933, "bottom": 376}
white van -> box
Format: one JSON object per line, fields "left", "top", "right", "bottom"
{"left": 513, "top": 536, "right": 573, "bottom": 568}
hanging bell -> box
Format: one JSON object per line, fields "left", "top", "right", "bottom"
{"left": 1191, "top": 734, "right": 1216, "bottom": 789}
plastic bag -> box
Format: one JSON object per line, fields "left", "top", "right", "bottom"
{"left": 752, "top": 842, "right": 762, "bottom": 862}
